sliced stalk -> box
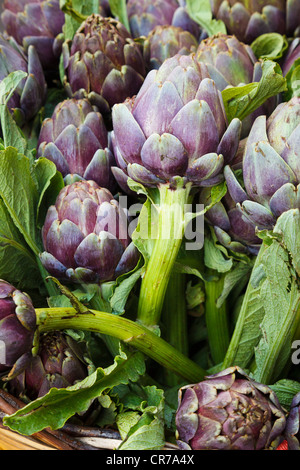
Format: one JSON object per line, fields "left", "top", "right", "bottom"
{"left": 35, "top": 306, "right": 206, "bottom": 383}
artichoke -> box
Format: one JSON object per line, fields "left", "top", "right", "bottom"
{"left": 195, "top": 33, "right": 276, "bottom": 136}
{"left": 210, "top": 0, "right": 300, "bottom": 43}
{"left": 175, "top": 366, "right": 286, "bottom": 450}
{"left": 8, "top": 332, "right": 88, "bottom": 399}
{"left": 111, "top": 53, "right": 242, "bottom": 190}
{"left": 0, "top": 34, "right": 47, "bottom": 126}
{"left": 39, "top": 180, "right": 139, "bottom": 284}
{"left": 202, "top": 97, "right": 300, "bottom": 254}
{"left": 281, "top": 37, "right": 300, "bottom": 77}
{"left": 127, "top": 0, "right": 201, "bottom": 39}
{"left": 143, "top": 25, "right": 198, "bottom": 70}
{"left": 1, "top": 0, "right": 65, "bottom": 71}
{"left": 37, "top": 98, "right": 117, "bottom": 191}
{"left": 0, "top": 280, "right": 36, "bottom": 374}
{"left": 62, "top": 14, "right": 146, "bottom": 116}
{"left": 284, "top": 391, "right": 300, "bottom": 450}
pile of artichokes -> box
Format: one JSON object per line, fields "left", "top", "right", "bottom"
{"left": 0, "top": 0, "right": 299, "bottom": 452}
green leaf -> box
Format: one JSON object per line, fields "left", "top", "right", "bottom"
{"left": 0, "top": 200, "right": 41, "bottom": 290}
{"left": 222, "top": 60, "right": 287, "bottom": 123}
{"left": 109, "top": 0, "right": 130, "bottom": 31}
{"left": 204, "top": 236, "right": 233, "bottom": 273}
{"left": 0, "top": 147, "right": 40, "bottom": 255}
{"left": 251, "top": 33, "right": 288, "bottom": 60}
{"left": 60, "top": 0, "right": 99, "bottom": 40}
{"left": 270, "top": 379, "right": 300, "bottom": 410}
{"left": 253, "top": 211, "right": 300, "bottom": 384}
{"left": 110, "top": 266, "right": 143, "bottom": 315}
{"left": 216, "top": 262, "right": 252, "bottom": 308}
{"left": 0, "top": 71, "right": 32, "bottom": 158}
{"left": 3, "top": 348, "right": 146, "bottom": 435}
{"left": 185, "top": 0, "right": 226, "bottom": 36}
{"left": 117, "top": 386, "right": 165, "bottom": 450}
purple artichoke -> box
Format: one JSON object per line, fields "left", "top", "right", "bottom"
{"left": 284, "top": 391, "right": 300, "bottom": 450}
{"left": 39, "top": 180, "right": 139, "bottom": 284}
{"left": 1, "top": 0, "right": 65, "bottom": 71}
{"left": 195, "top": 33, "right": 276, "bottom": 137}
{"left": 143, "top": 25, "right": 198, "bottom": 70}
{"left": 210, "top": 0, "right": 300, "bottom": 43}
{"left": 111, "top": 53, "right": 242, "bottom": 190}
{"left": 8, "top": 332, "right": 88, "bottom": 399}
{"left": 202, "top": 97, "right": 300, "bottom": 254}
{"left": 127, "top": 0, "right": 201, "bottom": 39}
{"left": 0, "top": 280, "right": 36, "bottom": 374}
{"left": 62, "top": 14, "right": 146, "bottom": 116}
{"left": 37, "top": 98, "right": 117, "bottom": 191}
{"left": 0, "top": 34, "right": 47, "bottom": 126}
{"left": 175, "top": 366, "right": 287, "bottom": 450}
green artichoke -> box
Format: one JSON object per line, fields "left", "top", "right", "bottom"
{"left": 176, "top": 366, "right": 287, "bottom": 450}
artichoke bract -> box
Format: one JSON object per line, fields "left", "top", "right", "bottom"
{"left": 8, "top": 332, "right": 88, "bottom": 399}
{"left": 143, "top": 25, "right": 198, "bottom": 70}
{"left": 175, "top": 366, "right": 286, "bottom": 450}
{"left": 210, "top": 0, "right": 300, "bottom": 43}
{"left": 284, "top": 391, "right": 300, "bottom": 450}
{"left": 0, "top": 280, "right": 36, "bottom": 373}
{"left": 1, "top": 0, "right": 65, "bottom": 71}
{"left": 127, "top": 0, "right": 201, "bottom": 39}
{"left": 203, "top": 97, "right": 300, "bottom": 254}
{"left": 281, "top": 37, "right": 300, "bottom": 77}
{"left": 62, "top": 14, "right": 146, "bottom": 116}
{"left": 37, "top": 98, "right": 117, "bottom": 192}
{"left": 0, "top": 34, "right": 47, "bottom": 126}
{"left": 39, "top": 180, "right": 139, "bottom": 284}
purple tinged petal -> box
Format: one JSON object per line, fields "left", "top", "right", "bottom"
{"left": 0, "top": 316, "right": 33, "bottom": 368}
{"left": 74, "top": 233, "right": 125, "bottom": 281}
{"left": 186, "top": 153, "right": 224, "bottom": 183}
{"left": 39, "top": 251, "right": 67, "bottom": 279}
{"left": 269, "top": 183, "right": 300, "bottom": 218}
{"left": 127, "top": 163, "right": 165, "bottom": 186}
{"left": 112, "top": 103, "right": 145, "bottom": 165}
{"left": 132, "top": 80, "right": 183, "bottom": 137}
{"left": 238, "top": 201, "right": 276, "bottom": 230}
{"left": 217, "top": 118, "right": 242, "bottom": 164}
{"left": 171, "top": 100, "right": 219, "bottom": 162}
{"left": 281, "top": 126, "right": 300, "bottom": 181}
{"left": 111, "top": 167, "right": 135, "bottom": 195}
{"left": 37, "top": 118, "right": 54, "bottom": 148}
{"left": 45, "top": 219, "right": 84, "bottom": 268}
{"left": 101, "top": 65, "right": 144, "bottom": 108}
{"left": 163, "top": 64, "right": 205, "bottom": 105}
{"left": 141, "top": 133, "right": 188, "bottom": 179}
{"left": 84, "top": 111, "right": 108, "bottom": 148}
{"left": 195, "top": 78, "right": 227, "bottom": 138}
{"left": 38, "top": 142, "right": 70, "bottom": 176}
{"left": 83, "top": 148, "right": 116, "bottom": 191}
{"left": 228, "top": 207, "right": 261, "bottom": 245}
{"left": 115, "top": 242, "right": 140, "bottom": 278}
{"left": 243, "top": 140, "right": 297, "bottom": 206}
{"left": 267, "top": 98, "right": 300, "bottom": 156}
{"left": 224, "top": 165, "right": 248, "bottom": 204}
{"left": 67, "top": 53, "right": 90, "bottom": 93}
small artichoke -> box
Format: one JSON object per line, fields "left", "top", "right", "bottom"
{"left": 210, "top": 0, "right": 300, "bottom": 43}
{"left": 8, "top": 332, "right": 88, "bottom": 399}
{"left": 284, "top": 391, "right": 300, "bottom": 450}
{"left": 175, "top": 366, "right": 286, "bottom": 450}
{"left": 203, "top": 97, "right": 300, "bottom": 254}
{"left": 62, "top": 14, "right": 146, "bottom": 116}
{"left": 39, "top": 180, "right": 139, "bottom": 284}
{"left": 143, "top": 25, "right": 198, "bottom": 70}
{"left": 0, "top": 280, "right": 36, "bottom": 373}
{"left": 1, "top": 0, "right": 65, "bottom": 71}
{"left": 0, "top": 34, "right": 47, "bottom": 126}
{"left": 111, "top": 53, "right": 242, "bottom": 190}
{"left": 127, "top": 0, "right": 201, "bottom": 39}
{"left": 37, "top": 98, "right": 117, "bottom": 191}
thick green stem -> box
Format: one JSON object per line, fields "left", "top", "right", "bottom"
{"left": 35, "top": 307, "right": 206, "bottom": 383}
{"left": 137, "top": 183, "right": 191, "bottom": 327}
{"left": 204, "top": 273, "right": 230, "bottom": 365}
{"left": 162, "top": 272, "right": 188, "bottom": 386}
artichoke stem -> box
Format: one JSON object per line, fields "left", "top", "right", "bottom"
{"left": 137, "top": 182, "right": 191, "bottom": 327}
{"left": 204, "top": 273, "right": 230, "bottom": 365}
{"left": 35, "top": 306, "right": 206, "bottom": 383}
{"left": 162, "top": 272, "right": 188, "bottom": 386}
